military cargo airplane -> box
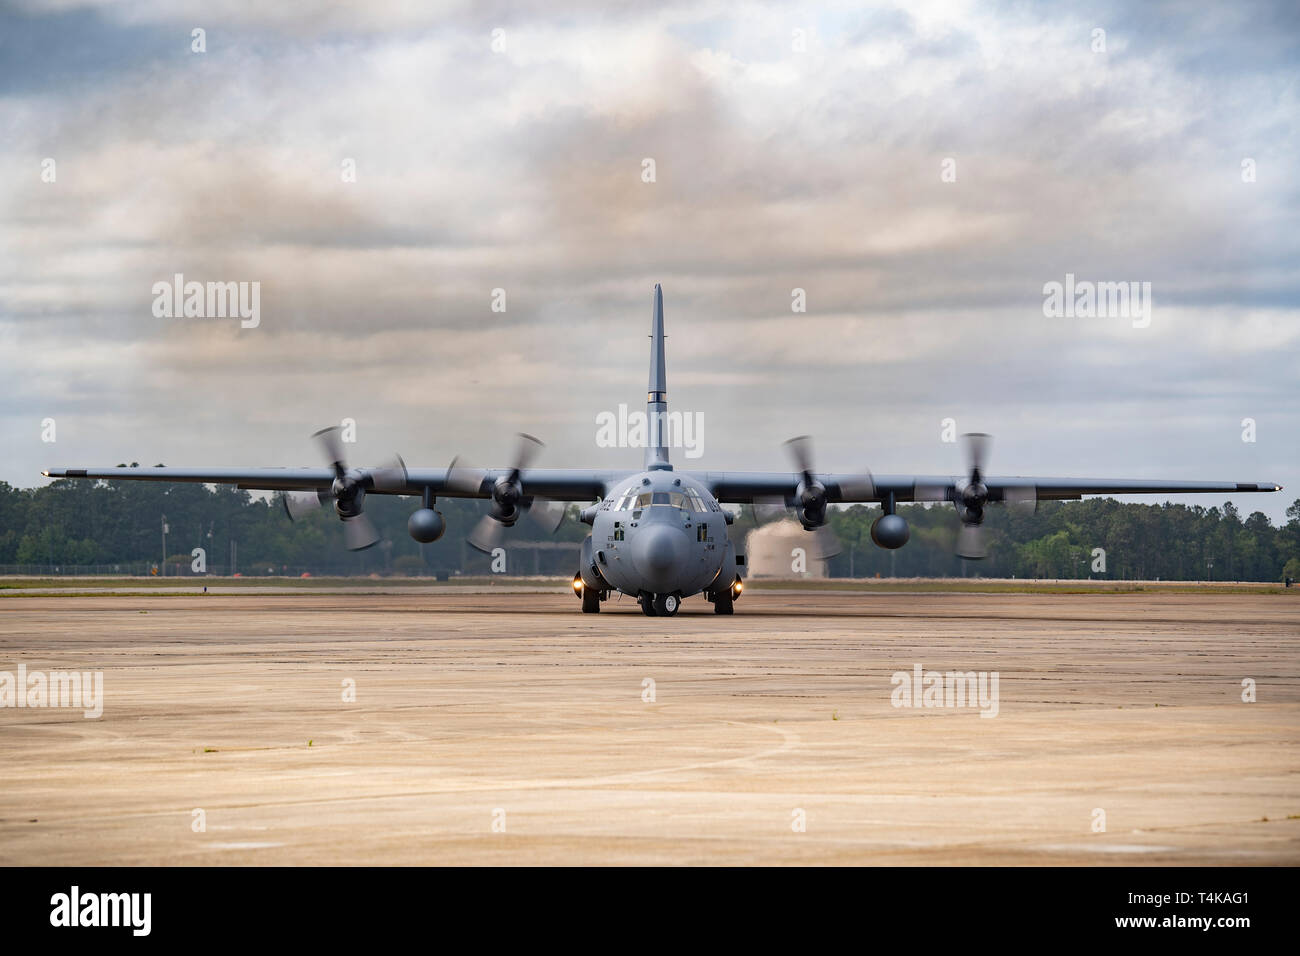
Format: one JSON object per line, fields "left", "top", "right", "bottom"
{"left": 45, "top": 285, "right": 1281, "bottom": 615}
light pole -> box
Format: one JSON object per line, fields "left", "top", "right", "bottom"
{"left": 161, "top": 514, "right": 169, "bottom": 577}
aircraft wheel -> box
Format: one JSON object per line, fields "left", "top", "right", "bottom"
{"left": 582, "top": 587, "right": 601, "bottom": 613}
{"left": 640, "top": 595, "right": 658, "bottom": 616}
{"left": 653, "top": 593, "right": 680, "bottom": 616}
{"left": 713, "top": 590, "right": 734, "bottom": 615}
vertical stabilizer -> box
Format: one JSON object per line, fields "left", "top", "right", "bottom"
{"left": 646, "top": 284, "right": 671, "bottom": 470}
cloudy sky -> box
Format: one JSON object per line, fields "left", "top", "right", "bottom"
{"left": 2, "top": 0, "right": 1296, "bottom": 520}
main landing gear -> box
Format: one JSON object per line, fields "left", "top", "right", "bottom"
{"left": 574, "top": 574, "right": 603, "bottom": 613}
{"left": 639, "top": 593, "right": 680, "bottom": 616}
{"left": 706, "top": 575, "right": 742, "bottom": 615}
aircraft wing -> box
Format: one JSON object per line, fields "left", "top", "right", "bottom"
{"left": 43, "top": 466, "right": 337, "bottom": 492}
{"left": 702, "top": 472, "right": 1282, "bottom": 504}
{"left": 42, "top": 466, "right": 625, "bottom": 502}
{"left": 970, "top": 477, "right": 1282, "bottom": 502}
{"left": 42, "top": 465, "right": 1282, "bottom": 505}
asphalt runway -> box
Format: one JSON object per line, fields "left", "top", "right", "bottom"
{"left": 1, "top": 588, "right": 1297, "bottom": 865}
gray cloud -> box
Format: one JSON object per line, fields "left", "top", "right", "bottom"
{"left": 1, "top": 0, "right": 1296, "bottom": 520}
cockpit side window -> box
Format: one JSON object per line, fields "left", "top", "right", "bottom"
{"left": 610, "top": 489, "right": 639, "bottom": 510}
{"left": 680, "top": 489, "right": 713, "bottom": 512}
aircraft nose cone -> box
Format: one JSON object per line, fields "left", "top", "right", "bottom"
{"left": 630, "top": 523, "right": 688, "bottom": 590}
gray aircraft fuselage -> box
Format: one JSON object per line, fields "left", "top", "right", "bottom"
{"left": 583, "top": 470, "right": 736, "bottom": 605}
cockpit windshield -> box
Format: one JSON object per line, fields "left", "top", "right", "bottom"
{"left": 608, "top": 487, "right": 713, "bottom": 512}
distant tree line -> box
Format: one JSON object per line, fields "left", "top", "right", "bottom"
{"left": 812, "top": 498, "right": 1300, "bottom": 581}
{"left": 0, "top": 473, "right": 555, "bottom": 576}
{"left": 1, "top": 474, "right": 1298, "bottom": 581}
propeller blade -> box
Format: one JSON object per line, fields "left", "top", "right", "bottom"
{"left": 342, "top": 513, "right": 381, "bottom": 551}
{"left": 808, "top": 524, "right": 843, "bottom": 561}
{"left": 467, "top": 514, "right": 506, "bottom": 555}
{"left": 512, "top": 433, "right": 545, "bottom": 474}
{"left": 524, "top": 497, "right": 566, "bottom": 535}
{"left": 753, "top": 495, "right": 788, "bottom": 524}
{"left": 369, "top": 454, "right": 408, "bottom": 492}
{"left": 283, "top": 489, "right": 327, "bottom": 521}
{"left": 783, "top": 435, "right": 874, "bottom": 501}
{"left": 957, "top": 523, "right": 986, "bottom": 560}
{"left": 783, "top": 435, "right": 815, "bottom": 481}
{"left": 836, "top": 473, "right": 876, "bottom": 500}
{"left": 914, "top": 482, "right": 952, "bottom": 503}
{"left": 1001, "top": 483, "right": 1037, "bottom": 513}
{"left": 963, "top": 432, "right": 991, "bottom": 477}
{"left": 313, "top": 426, "right": 348, "bottom": 479}
{"left": 445, "top": 456, "right": 489, "bottom": 495}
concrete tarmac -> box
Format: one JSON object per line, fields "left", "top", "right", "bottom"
{"left": 1, "top": 588, "right": 1296, "bottom": 865}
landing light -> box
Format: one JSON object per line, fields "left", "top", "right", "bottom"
{"left": 733, "top": 580, "right": 743, "bottom": 594}
{"left": 573, "top": 578, "right": 583, "bottom": 591}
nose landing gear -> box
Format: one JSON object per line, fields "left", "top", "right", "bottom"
{"left": 640, "top": 593, "right": 680, "bottom": 616}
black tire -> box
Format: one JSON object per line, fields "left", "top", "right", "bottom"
{"left": 582, "top": 587, "right": 601, "bottom": 613}
{"left": 713, "top": 590, "right": 734, "bottom": 614}
{"left": 653, "top": 593, "right": 680, "bottom": 616}
{"left": 640, "top": 596, "right": 658, "bottom": 616}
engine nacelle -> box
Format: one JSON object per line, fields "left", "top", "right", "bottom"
{"left": 871, "top": 513, "right": 910, "bottom": 549}
{"left": 408, "top": 508, "right": 445, "bottom": 543}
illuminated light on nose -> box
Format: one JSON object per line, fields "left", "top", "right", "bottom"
{"left": 572, "top": 578, "right": 583, "bottom": 591}
{"left": 733, "top": 580, "right": 743, "bottom": 594}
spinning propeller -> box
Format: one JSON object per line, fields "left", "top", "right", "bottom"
{"left": 946, "top": 433, "right": 1035, "bottom": 559}
{"left": 281, "top": 426, "right": 408, "bottom": 551}
{"left": 754, "top": 436, "right": 875, "bottom": 561}
{"left": 446, "top": 433, "right": 567, "bottom": 554}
